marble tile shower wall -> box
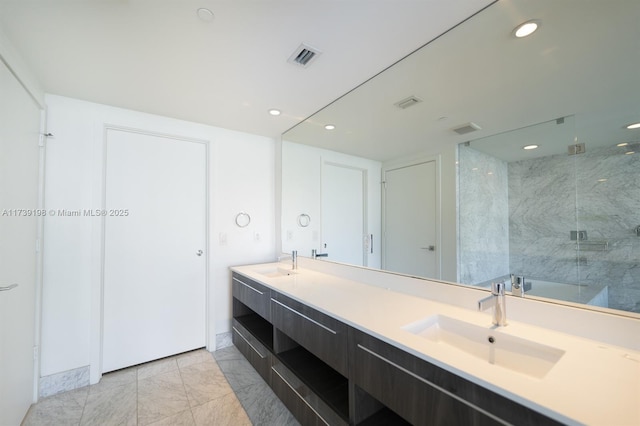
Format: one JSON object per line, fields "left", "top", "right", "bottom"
{"left": 508, "top": 145, "right": 640, "bottom": 313}
{"left": 458, "top": 145, "right": 510, "bottom": 284}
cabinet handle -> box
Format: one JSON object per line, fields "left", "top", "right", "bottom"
{"left": 233, "top": 277, "right": 264, "bottom": 295}
{"left": 271, "top": 298, "right": 337, "bottom": 335}
{"left": 232, "top": 326, "right": 266, "bottom": 359}
{"left": 271, "top": 366, "right": 330, "bottom": 426}
{"left": 356, "top": 344, "right": 509, "bottom": 426}
{"left": 0, "top": 283, "right": 18, "bottom": 292}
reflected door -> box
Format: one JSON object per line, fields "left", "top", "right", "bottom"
{"left": 103, "top": 129, "right": 207, "bottom": 372}
{"left": 0, "top": 61, "right": 40, "bottom": 425}
{"left": 321, "top": 162, "right": 366, "bottom": 266}
{"left": 384, "top": 161, "right": 437, "bottom": 277}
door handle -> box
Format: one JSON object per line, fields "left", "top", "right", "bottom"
{"left": 0, "top": 283, "right": 18, "bottom": 292}
{"left": 196, "top": 250, "right": 203, "bottom": 256}
{"left": 421, "top": 246, "right": 436, "bottom": 251}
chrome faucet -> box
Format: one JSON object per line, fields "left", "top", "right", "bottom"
{"left": 511, "top": 274, "right": 532, "bottom": 297}
{"left": 478, "top": 282, "right": 507, "bottom": 326}
{"left": 278, "top": 250, "right": 298, "bottom": 270}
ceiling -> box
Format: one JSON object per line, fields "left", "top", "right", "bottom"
{"left": 0, "top": 0, "right": 495, "bottom": 139}
{"left": 282, "top": 0, "right": 640, "bottom": 162}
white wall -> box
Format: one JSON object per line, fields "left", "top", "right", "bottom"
{"left": 41, "top": 95, "right": 276, "bottom": 380}
{"left": 0, "top": 26, "right": 43, "bottom": 108}
{"left": 281, "top": 140, "right": 382, "bottom": 268}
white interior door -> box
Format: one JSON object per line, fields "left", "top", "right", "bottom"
{"left": 0, "top": 61, "right": 40, "bottom": 425}
{"left": 103, "top": 129, "right": 206, "bottom": 373}
{"left": 384, "top": 161, "right": 438, "bottom": 277}
{"left": 321, "top": 162, "right": 366, "bottom": 266}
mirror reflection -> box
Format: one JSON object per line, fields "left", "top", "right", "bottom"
{"left": 281, "top": 0, "right": 640, "bottom": 315}
{"left": 459, "top": 115, "right": 639, "bottom": 313}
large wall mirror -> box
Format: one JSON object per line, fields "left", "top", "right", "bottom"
{"left": 281, "top": 0, "right": 640, "bottom": 317}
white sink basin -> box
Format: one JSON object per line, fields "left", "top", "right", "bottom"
{"left": 254, "top": 266, "right": 296, "bottom": 278}
{"left": 402, "top": 315, "right": 565, "bottom": 379}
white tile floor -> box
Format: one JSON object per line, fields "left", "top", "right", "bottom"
{"left": 22, "top": 347, "right": 298, "bottom": 426}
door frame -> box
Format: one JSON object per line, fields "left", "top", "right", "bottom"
{"left": 381, "top": 154, "right": 441, "bottom": 278}
{"left": 320, "top": 159, "right": 368, "bottom": 266}
{"left": 89, "top": 125, "right": 210, "bottom": 383}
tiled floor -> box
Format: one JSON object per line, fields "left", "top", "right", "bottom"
{"left": 23, "top": 346, "right": 299, "bottom": 426}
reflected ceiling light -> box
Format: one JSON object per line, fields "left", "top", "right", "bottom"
{"left": 513, "top": 20, "right": 540, "bottom": 38}
{"left": 268, "top": 109, "right": 281, "bottom": 116}
{"left": 487, "top": 172, "right": 494, "bottom": 175}
{"left": 626, "top": 122, "right": 640, "bottom": 129}
{"left": 597, "top": 178, "right": 608, "bottom": 182}
{"left": 196, "top": 8, "right": 214, "bottom": 22}
{"left": 324, "top": 124, "right": 336, "bottom": 130}
{"left": 523, "top": 144, "right": 539, "bottom": 150}
{"left": 625, "top": 151, "right": 635, "bottom": 155}
{"left": 617, "top": 142, "right": 629, "bottom": 147}
{"left": 471, "top": 167, "right": 479, "bottom": 171}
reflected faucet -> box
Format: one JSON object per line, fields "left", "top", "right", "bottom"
{"left": 511, "top": 274, "right": 532, "bottom": 297}
{"left": 311, "top": 249, "right": 329, "bottom": 259}
{"left": 478, "top": 282, "right": 507, "bottom": 326}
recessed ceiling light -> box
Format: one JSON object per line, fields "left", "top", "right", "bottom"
{"left": 268, "top": 109, "right": 281, "bottom": 116}
{"left": 617, "top": 142, "right": 629, "bottom": 147}
{"left": 513, "top": 20, "right": 540, "bottom": 38}
{"left": 324, "top": 124, "right": 335, "bottom": 130}
{"left": 196, "top": 8, "right": 214, "bottom": 22}
{"left": 523, "top": 144, "right": 539, "bottom": 150}
{"left": 626, "top": 122, "right": 640, "bottom": 129}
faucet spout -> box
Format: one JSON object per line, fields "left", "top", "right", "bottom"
{"left": 278, "top": 250, "right": 298, "bottom": 270}
{"left": 477, "top": 282, "right": 507, "bottom": 327}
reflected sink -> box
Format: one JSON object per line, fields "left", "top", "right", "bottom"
{"left": 254, "top": 266, "right": 297, "bottom": 278}
{"left": 402, "top": 315, "right": 565, "bottom": 379}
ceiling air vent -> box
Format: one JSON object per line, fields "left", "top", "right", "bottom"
{"left": 288, "top": 43, "right": 322, "bottom": 68}
{"left": 394, "top": 96, "right": 423, "bottom": 110}
{"left": 452, "top": 122, "right": 482, "bottom": 135}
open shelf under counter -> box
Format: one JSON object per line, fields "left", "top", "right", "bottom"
{"left": 234, "top": 312, "right": 274, "bottom": 351}
{"left": 277, "top": 345, "right": 349, "bottom": 422}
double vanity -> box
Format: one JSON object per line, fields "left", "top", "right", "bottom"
{"left": 230, "top": 259, "right": 640, "bottom": 425}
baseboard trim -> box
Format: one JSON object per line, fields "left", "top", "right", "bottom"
{"left": 39, "top": 366, "right": 90, "bottom": 398}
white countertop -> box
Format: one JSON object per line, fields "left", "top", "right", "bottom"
{"left": 231, "top": 262, "right": 640, "bottom": 426}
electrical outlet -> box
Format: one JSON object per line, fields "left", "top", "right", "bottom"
{"left": 254, "top": 232, "right": 261, "bottom": 242}
{"left": 219, "top": 232, "right": 228, "bottom": 246}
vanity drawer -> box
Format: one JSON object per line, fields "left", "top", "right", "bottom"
{"left": 271, "top": 292, "right": 348, "bottom": 377}
{"left": 232, "top": 272, "right": 271, "bottom": 321}
{"left": 232, "top": 318, "right": 272, "bottom": 385}
{"left": 350, "top": 328, "right": 561, "bottom": 426}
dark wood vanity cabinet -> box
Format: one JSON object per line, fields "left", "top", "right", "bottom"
{"left": 350, "top": 328, "right": 562, "bottom": 426}
{"left": 230, "top": 272, "right": 562, "bottom": 426}
{"left": 231, "top": 318, "right": 272, "bottom": 384}
{"left": 231, "top": 272, "right": 274, "bottom": 385}
{"left": 350, "top": 328, "right": 497, "bottom": 425}
{"left": 271, "top": 292, "right": 349, "bottom": 377}
{"left": 232, "top": 272, "right": 271, "bottom": 321}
